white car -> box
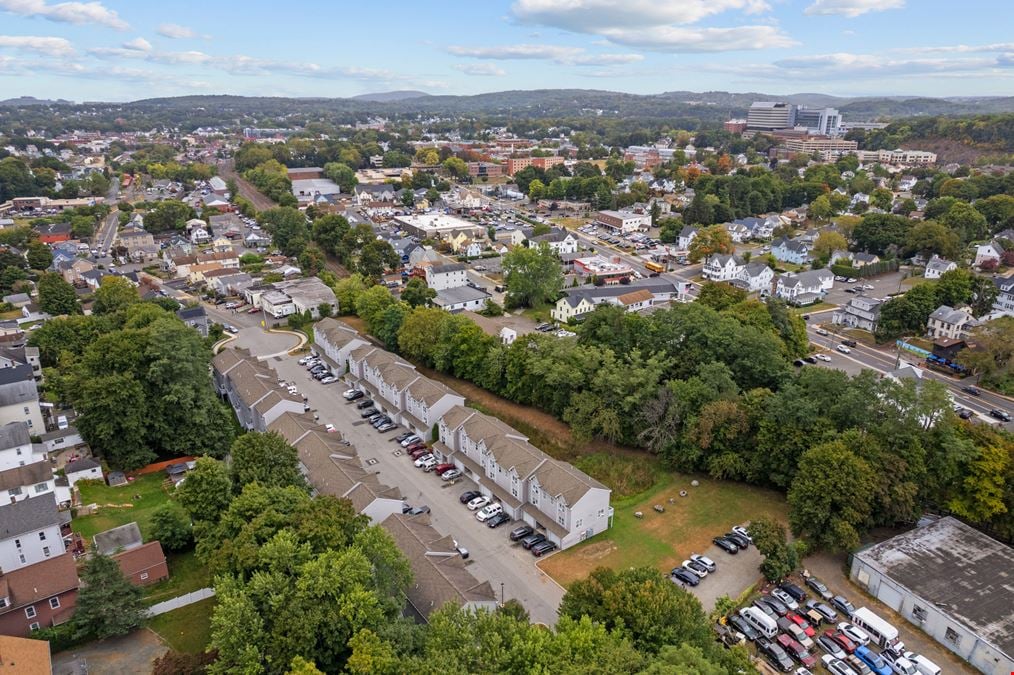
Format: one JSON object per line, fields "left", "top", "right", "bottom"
{"left": 885, "top": 655, "right": 917, "bottom": 675}
{"left": 820, "top": 655, "right": 857, "bottom": 675}
{"left": 836, "top": 622, "right": 870, "bottom": 646}
{"left": 400, "top": 435, "right": 421, "bottom": 447}
{"left": 476, "top": 503, "right": 503, "bottom": 522}
{"left": 731, "top": 525, "right": 753, "bottom": 542}
{"left": 440, "top": 469, "right": 462, "bottom": 481}
{"left": 771, "top": 587, "right": 799, "bottom": 610}
{"left": 413, "top": 454, "right": 435, "bottom": 468}
{"left": 320, "top": 377, "right": 336, "bottom": 384}
{"left": 467, "top": 495, "right": 490, "bottom": 511}
{"left": 681, "top": 560, "right": 707, "bottom": 578}
{"left": 815, "top": 327, "right": 829, "bottom": 336}
{"left": 836, "top": 345, "right": 851, "bottom": 354}
{"left": 419, "top": 457, "right": 438, "bottom": 471}
{"left": 689, "top": 553, "right": 716, "bottom": 572}
{"left": 324, "top": 424, "right": 336, "bottom": 433}
{"left": 815, "top": 353, "right": 831, "bottom": 362}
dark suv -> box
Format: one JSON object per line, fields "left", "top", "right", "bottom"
{"left": 509, "top": 525, "right": 534, "bottom": 541}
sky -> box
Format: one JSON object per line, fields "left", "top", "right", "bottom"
{"left": 0, "top": 0, "right": 1011, "bottom": 102}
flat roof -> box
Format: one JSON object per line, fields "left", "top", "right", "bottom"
{"left": 393, "top": 214, "right": 481, "bottom": 234}
{"left": 855, "top": 516, "right": 1014, "bottom": 658}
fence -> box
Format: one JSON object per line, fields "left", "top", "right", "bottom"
{"left": 146, "top": 587, "right": 215, "bottom": 617}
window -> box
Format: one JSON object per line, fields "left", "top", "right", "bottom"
{"left": 18, "top": 553, "right": 25, "bottom": 564}
{"left": 913, "top": 605, "right": 928, "bottom": 621}
{"left": 140, "top": 572, "right": 149, "bottom": 581}
{"left": 24, "top": 606, "right": 36, "bottom": 619}
{"left": 38, "top": 532, "right": 46, "bottom": 541}
{"left": 575, "top": 518, "right": 583, "bottom": 528}
{"left": 29, "top": 623, "right": 39, "bottom": 632}
{"left": 34, "top": 483, "right": 47, "bottom": 493}
{"left": 42, "top": 547, "right": 50, "bottom": 557}
{"left": 945, "top": 627, "right": 961, "bottom": 646}
{"left": 0, "top": 597, "right": 7, "bottom": 608}
{"left": 557, "top": 513, "right": 566, "bottom": 526}
{"left": 49, "top": 597, "right": 60, "bottom": 609}
{"left": 598, "top": 509, "right": 605, "bottom": 517}
{"left": 23, "top": 407, "right": 29, "bottom": 415}
{"left": 13, "top": 539, "right": 20, "bottom": 548}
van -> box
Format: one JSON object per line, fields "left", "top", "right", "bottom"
{"left": 56, "top": 415, "right": 68, "bottom": 430}
{"left": 739, "top": 607, "right": 777, "bottom": 638}
{"left": 904, "top": 652, "right": 941, "bottom": 675}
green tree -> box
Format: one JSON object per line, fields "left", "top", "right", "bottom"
{"left": 74, "top": 373, "right": 153, "bottom": 470}
{"left": 74, "top": 554, "right": 145, "bottom": 640}
{"left": 788, "top": 436, "right": 876, "bottom": 550}
{"left": 960, "top": 316, "right": 1014, "bottom": 391}
{"left": 311, "top": 214, "right": 350, "bottom": 255}
{"left": 322, "top": 162, "right": 358, "bottom": 192}
{"left": 176, "top": 457, "right": 234, "bottom": 523}
{"left": 150, "top": 503, "right": 194, "bottom": 552}
{"left": 812, "top": 230, "right": 849, "bottom": 260}
{"left": 260, "top": 206, "right": 309, "bottom": 257}
{"left": 298, "top": 244, "right": 325, "bottom": 277}
{"left": 354, "top": 284, "right": 397, "bottom": 329}
{"left": 400, "top": 277, "right": 436, "bottom": 308}
{"left": 230, "top": 432, "right": 305, "bottom": 491}
{"left": 92, "top": 275, "right": 138, "bottom": 314}
{"left": 145, "top": 199, "right": 196, "bottom": 233}
{"left": 641, "top": 643, "right": 737, "bottom": 675}
{"left": 25, "top": 241, "right": 53, "bottom": 270}
{"left": 333, "top": 273, "right": 368, "bottom": 314}
{"left": 442, "top": 156, "right": 468, "bottom": 179}
{"left": 502, "top": 242, "right": 564, "bottom": 308}
{"left": 37, "top": 272, "right": 81, "bottom": 316}
{"left": 934, "top": 268, "right": 974, "bottom": 307}
{"left": 687, "top": 224, "right": 733, "bottom": 263}
{"left": 696, "top": 281, "right": 747, "bottom": 311}
{"left": 906, "top": 220, "right": 960, "bottom": 260}
{"left": 527, "top": 179, "right": 546, "bottom": 202}
{"left": 809, "top": 194, "right": 832, "bottom": 221}
{"left": 940, "top": 201, "right": 989, "bottom": 243}
{"left": 975, "top": 194, "right": 1014, "bottom": 230}
{"left": 947, "top": 440, "right": 1010, "bottom": 523}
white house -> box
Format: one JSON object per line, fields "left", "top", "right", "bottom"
{"left": 433, "top": 286, "right": 491, "bottom": 313}
{"left": 735, "top": 262, "right": 775, "bottom": 293}
{"left": 0, "top": 494, "right": 65, "bottom": 573}
{"left": 701, "top": 254, "right": 745, "bottom": 282}
{"left": 974, "top": 240, "right": 1005, "bottom": 267}
{"left": 425, "top": 263, "right": 468, "bottom": 291}
{"left": 771, "top": 237, "right": 812, "bottom": 265}
{"left": 529, "top": 229, "right": 578, "bottom": 255}
{"left": 775, "top": 270, "right": 833, "bottom": 305}
{"left": 551, "top": 279, "right": 681, "bottom": 323}
{"left": 0, "top": 462, "right": 57, "bottom": 505}
{"left": 63, "top": 457, "right": 103, "bottom": 489}
{"left": 677, "top": 226, "right": 698, "bottom": 251}
{"left": 927, "top": 305, "right": 978, "bottom": 341}
{"left": 833, "top": 295, "right": 884, "bottom": 332}
{"left": 0, "top": 423, "right": 45, "bottom": 471}
{"left": 924, "top": 255, "right": 957, "bottom": 280}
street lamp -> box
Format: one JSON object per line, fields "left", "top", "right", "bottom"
{"left": 500, "top": 582, "right": 504, "bottom": 607}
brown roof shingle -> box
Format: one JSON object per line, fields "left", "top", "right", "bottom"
{"left": 112, "top": 541, "right": 167, "bottom": 578}
{"left": 0, "top": 553, "right": 78, "bottom": 615}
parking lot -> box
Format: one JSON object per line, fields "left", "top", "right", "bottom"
{"left": 270, "top": 353, "right": 566, "bottom": 626}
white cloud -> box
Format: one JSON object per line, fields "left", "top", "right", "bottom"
{"left": 156, "top": 23, "right": 198, "bottom": 39}
{"left": 708, "top": 50, "right": 1013, "bottom": 81}
{"left": 0, "top": 0, "right": 127, "bottom": 29}
{"left": 453, "top": 63, "right": 506, "bottom": 76}
{"left": 804, "top": 0, "right": 904, "bottom": 18}
{"left": 600, "top": 25, "right": 797, "bottom": 52}
{"left": 0, "top": 34, "right": 73, "bottom": 56}
{"left": 122, "top": 37, "right": 151, "bottom": 52}
{"left": 512, "top": 0, "right": 770, "bottom": 29}
{"left": 448, "top": 44, "right": 642, "bottom": 65}
{"left": 893, "top": 43, "right": 1014, "bottom": 55}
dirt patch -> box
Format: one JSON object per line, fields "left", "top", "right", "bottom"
{"left": 576, "top": 540, "right": 617, "bottom": 561}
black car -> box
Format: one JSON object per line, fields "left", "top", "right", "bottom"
{"left": 520, "top": 533, "right": 547, "bottom": 550}
{"left": 958, "top": 408, "right": 974, "bottom": 419}
{"left": 345, "top": 390, "right": 365, "bottom": 401}
{"left": 778, "top": 582, "right": 807, "bottom": 603}
{"left": 531, "top": 540, "right": 557, "bottom": 557}
{"left": 356, "top": 399, "right": 375, "bottom": 409}
{"left": 757, "top": 595, "right": 789, "bottom": 616}
{"left": 989, "top": 409, "right": 1012, "bottom": 422}
{"left": 486, "top": 512, "right": 511, "bottom": 528}
{"left": 728, "top": 614, "right": 760, "bottom": 642}
{"left": 403, "top": 505, "right": 430, "bottom": 516}
{"left": 459, "top": 490, "right": 482, "bottom": 504}
{"left": 841, "top": 339, "right": 858, "bottom": 348}
{"left": 758, "top": 639, "right": 794, "bottom": 672}
{"left": 371, "top": 416, "right": 391, "bottom": 428}
{"left": 670, "top": 567, "right": 700, "bottom": 586}
{"left": 804, "top": 356, "right": 818, "bottom": 364}
{"left": 794, "top": 359, "right": 805, "bottom": 367}
{"left": 509, "top": 525, "right": 534, "bottom": 541}
{"left": 713, "top": 536, "right": 739, "bottom": 554}
{"left": 962, "top": 385, "right": 981, "bottom": 396}
{"left": 724, "top": 532, "right": 750, "bottom": 549}
{"left": 359, "top": 408, "right": 379, "bottom": 418}
{"left": 805, "top": 599, "right": 838, "bottom": 623}
{"left": 394, "top": 432, "right": 414, "bottom": 442}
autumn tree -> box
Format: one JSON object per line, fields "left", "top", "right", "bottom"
{"left": 687, "top": 224, "right": 733, "bottom": 263}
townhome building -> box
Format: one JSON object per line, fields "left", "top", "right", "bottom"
{"left": 0, "top": 366, "right": 43, "bottom": 432}
{"left": 733, "top": 262, "right": 775, "bottom": 293}
{"left": 0, "top": 552, "right": 78, "bottom": 636}
{"left": 0, "top": 423, "right": 45, "bottom": 471}
{"left": 212, "top": 348, "right": 304, "bottom": 432}
{"left": 927, "top": 305, "right": 978, "bottom": 341}
{"left": 434, "top": 405, "right": 612, "bottom": 551}
{"left": 774, "top": 270, "right": 833, "bottom": 305}
{"left": 162, "top": 249, "right": 240, "bottom": 278}
{"left": 0, "top": 494, "right": 67, "bottom": 573}
{"left": 833, "top": 295, "right": 884, "bottom": 332}
{"left": 770, "top": 236, "right": 812, "bottom": 265}
{"left": 528, "top": 228, "right": 578, "bottom": 255}
{"left": 550, "top": 279, "right": 681, "bottom": 323}
{"left": 701, "top": 254, "right": 745, "bottom": 282}
{"left": 313, "top": 318, "right": 371, "bottom": 372}
{"left": 270, "top": 411, "right": 405, "bottom": 524}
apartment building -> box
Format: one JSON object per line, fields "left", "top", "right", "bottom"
{"left": 0, "top": 423, "right": 46, "bottom": 472}
{"left": 927, "top": 305, "right": 978, "bottom": 341}
{"left": 425, "top": 263, "right": 468, "bottom": 291}
{"left": 313, "top": 318, "right": 370, "bottom": 372}
{"left": 832, "top": 295, "right": 884, "bottom": 332}
{"left": 0, "top": 494, "right": 67, "bottom": 573}
{"left": 0, "top": 366, "right": 44, "bottom": 432}
{"left": 212, "top": 348, "right": 305, "bottom": 431}
{"left": 747, "top": 102, "right": 797, "bottom": 131}
{"left": 434, "top": 405, "right": 612, "bottom": 550}
{"left": 505, "top": 156, "right": 564, "bottom": 176}
{"left": 595, "top": 210, "right": 651, "bottom": 233}
{"left": 854, "top": 149, "right": 937, "bottom": 165}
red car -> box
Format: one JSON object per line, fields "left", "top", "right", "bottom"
{"left": 786, "top": 612, "right": 816, "bottom": 637}
{"left": 406, "top": 443, "right": 428, "bottom": 453}
{"left": 409, "top": 447, "right": 430, "bottom": 459}
{"left": 824, "top": 629, "right": 857, "bottom": 654}
{"left": 776, "top": 634, "right": 817, "bottom": 669}
{"left": 433, "top": 463, "right": 455, "bottom": 475}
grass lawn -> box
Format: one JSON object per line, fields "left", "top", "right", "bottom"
{"left": 519, "top": 303, "right": 553, "bottom": 324}
{"left": 72, "top": 473, "right": 171, "bottom": 542}
{"left": 148, "top": 597, "right": 216, "bottom": 654}
{"left": 902, "top": 276, "right": 931, "bottom": 288}
{"left": 539, "top": 472, "right": 787, "bottom": 588}
{"left": 792, "top": 302, "right": 836, "bottom": 315}
{"left": 143, "top": 550, "right": 212, "bottom": 606}
{"left": 551, "top": 217, "right": 589, "bottom": 230}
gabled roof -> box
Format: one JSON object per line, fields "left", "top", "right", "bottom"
{"left": 532, "top": 459, "right": 608, "bottom": 507}
{"left": 93, "top": 521, "right": 143, "bottom": 555}
{"left": 0, "top": 552, "right": 78, "bottom": 615}
{"left": 0, "top": 462, "right": 52, "bottom": 492}
{"left": 0, "top": 422, "right": 31, "bottom": 451}
{"left": 0, "top": 493, "right": 59, "bottom": 540}
{"left": 112, "top": 540, "right": 166, "bottom": 577}
{"left": 0, "top": 635, "right": 52, "bottom": 674}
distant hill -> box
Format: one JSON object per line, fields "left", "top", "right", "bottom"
{"left": 350, "top": 90, "right": 431, "bottom": 102}
{"left": 0, "top": 96, "right": 73, "bottom": 107}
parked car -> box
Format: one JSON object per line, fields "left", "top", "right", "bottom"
{"left": 476, "top": 503, "right": 503, "bottom": 522}
{"left": 486, "top": 512, "right": 511, "bottom": 528}
{"left": 831, "top": 595, "right": 855, "bottom": 617}
{"left": 881, "top": 653, "right": 917, "bottom": 675}
{"left": 359, "top": 407, "right": 379, "bottom": 418}
{"left": 756, "top": 596, "right": 788, "bottom": 617}
{"left": 772, "top": 587, "right": 799, "bottom": 610}
{"left": 845, "top": 655, "right": 873, "bottom": 675}
{"left": 820, "top": 655, "right": 858, "bottom": 675}
{"left": 432, "top": 463, "right": 456, "bottom": 475}
{"left": 682, "top": 559, "right": 709, "bottom": 578}
{"left": 780, "top": 620, "right": 814, "bottom": 649}
{"left": 690, "top": 553, "right": 716, "bottom": 572}
{"left": 731, "top": 525, "right": 753, "bottom": 542}
{"left": 806, "top": 600, "right": 839, "bottom": 623}
{"left": 459, "top": 490, "right": 481, "bottom": 504}
{"left": 376, "top": 422, "right": 397, "bottom": 432}
{"left": 728, "top": 614, "right": 760, "bottom": 642}
{"left": 779, "top": 582, "right": 807, "bottom": 603}
{"left": 776, "top": 633, "right": 817, "bottom": 669}
{"left": 356, "top": 399, "right": 374, "bottom": 409}
{"left": 712, "top": 536, "right": 739, "bottom": 554}
{"left": 404, "top": 505, "right": 430, "bottom": 516}
{"left": 418, "top": 456, "right": 438, "bottom": 471}
{"left": 399, "top": 435, "right": 421, "bottom": 447}
{"left": 509, "top": 524, "right": 534, "bottom": 541}
{"left": 836, "top": 622, "right": 870, "bottom": 647}
{"left": 395, "top": 432, "right": 415, "bottom": 443}
{"left": 320, "top": 376, "right": 337, "bottom": 384}
{"left": 853, "top": 646, "right": 891, "bottom": 675}
{"left": 816, "top": 635, "right": 847, "bottom": 661}
{"left": 413, "top": 453, "right": 435, "bottom": 467}
{"left": 724, "top": 531, "right": 750, "bottom": 549}
{"left": 531, "top": 540, "right": 557, "bottom": 556}
{"left": 785, "top": 612, "right": 816, "bottom": 637}
{"left": 757, "top": 639, "right": 795, "bottom": 672}
{"left": 440, "top": 469, "right": 462, "bottom": 481}
{"left": 805, "top": 577, "right": 833, "bottom": 600}
{"left": 520, "top": 533, "right": 546, "bottom": 550}
{"left": 670, "top": 567, "right": 700, "bottom": 586}
{"left": 824, "top": 629, "right": 858, "bottom": 654}
{"left": 467, "top": 495, "right": 490, "bottom": 511}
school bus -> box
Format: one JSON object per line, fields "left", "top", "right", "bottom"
{"left": 644, "top": 261, "right": 666, "bottom": 274}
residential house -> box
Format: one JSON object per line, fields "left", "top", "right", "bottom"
{"left": 92, "top": 523, "right": 168, "bottom": 587}
{"left": 63, "top": 458, "right": 102, "bottom": 489}
{"left": 354, "top": 183, "right": 397, "bottom": 207}
{"left": 435, "top": 405, "right": 612, "bottom": 550}
{"left": 975, "top": 240, "right": 1006, "bottom": 267}
{"left": 833, "top": 295, "right": 884, "bottom": 332}
{"left": 770, "top": 237, "right": 812, "bottom": 265}
{"left": 212, "top": 348, "right": 304, "bottom": 431}
{"left": 924, "top": 255, "right": 957, "bottom": 280}
{"left": 0, "top": 366, "right": 43, "bottom": 432}
{"left": 724, "top": 221, "right": 750, "bottom": 243}
{"left": 1, "top": 295, "right": 29, "bottom": 309}
{"left": 734, "top": 262, "right": 775, "bottom": 293}
{"left": 270, "top": 411, "right": 404, "bottom": 524}
{"left": 207, "top": 272, "right": 253, "bottom": 298}
{"left": 677, "top": 226, "right": 698, "bottom": 251}
{"left": 0, "top": 423, "right": 45, "bottom": 472}
{"left": 163, "top": 249, "right": 239, "bottom": 278}
{"left": 0, "top": 345, "right": 41, "bottom": 382}
{"left": 59, "top": 258, "right": 95, "bottom": 286}
{"left": 176, "top": 306, "right": 209, "bottom": 337}
{"left": 0, "top": 494, "right": 66, "bottom": 572}
{"left": 18, "top": 304, "right": 49, "bottom": 326}
{"left": 38, "top": 427, "right": 81, "bottom": 456}
{"left": 927, "top": 305, "right": 978, "bottom": 341}
{"left": 0, "top": 553, "right": 78, "bottom": 636}
{"left": 115, "top": 228, "right": 158, "bottom": 263}
{"left": 528, "top": 228, "right": 578, "bottom": 255}
{"left": 32, "top": 223, "right": 71, "bottom": 244}
{"left": 433, "top": 286, "right": 491, "bottom": 313}
{"left": 425, "top": 263, "right": 468, "bottom": 291}
{"left": 259, "top": 278, "right": 338, "bottom": 320}
{"left": 0, "top": 462, "right": 57, "bottom": 506}
{"left": 380, "top": 513, "right": 497, "bottom": 621}
{"left": 313, "top": 318, "right": 370, "bottom": 373}
{"left": 775, "top": 270, "right": 834, "bottom": 305}
{"left": 991, "top": 277, "right": 1014, "bottom": 316}
{"left": 701, "top": 254, "right": 745, "bottom": 282}
{"left": 551, "top": 279, "right": 681, "bottom": 323}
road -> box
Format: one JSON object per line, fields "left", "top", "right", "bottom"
{"left": 805, "top": 317, "right": 1013, "bottom": 430}
{"left": 93, "top": 209, "right": 119, "bottom": 255}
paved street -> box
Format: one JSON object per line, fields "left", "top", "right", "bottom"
{"left": 267, "top": 353, "right": 566, "bottom": 626}
{"left": 92, "top": 209, "right": 119, "bottom": 256}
